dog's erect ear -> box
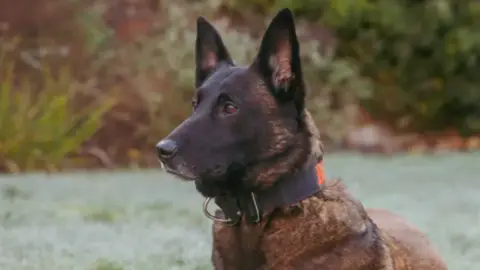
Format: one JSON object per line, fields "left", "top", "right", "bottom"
{"left": 195, "top": 17, "right": 234, "bottom": 88}
{"left": 252, "top": 9, "right": 305, "bottom": 110}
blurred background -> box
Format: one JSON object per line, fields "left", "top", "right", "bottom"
{"left": 0, "top": 0, "right": 479, "bottom": 269}
{"left": 1, "top": 0, "right": 480, "bottom": 171}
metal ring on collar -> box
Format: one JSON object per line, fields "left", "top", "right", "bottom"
{"left": 203, "top": 197, "right": 233, "bottom": 224}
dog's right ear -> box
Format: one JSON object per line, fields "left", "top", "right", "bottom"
{"left": 195, "top": 17, "right": 234, "bottom": 88}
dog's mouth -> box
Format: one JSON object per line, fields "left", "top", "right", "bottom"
{"left": 166, "top": 167, "right": 198, "bottom": 181}
{"left": 159, "top": 161, "right": 198, "bottom": 181}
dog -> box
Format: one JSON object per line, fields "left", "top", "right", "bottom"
{"left": 156, "top": 8, "right": 447, "bottom": 270}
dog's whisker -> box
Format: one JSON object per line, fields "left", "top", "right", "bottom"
{"left": 158, "top": 160, "right": 165, "bottom": 170}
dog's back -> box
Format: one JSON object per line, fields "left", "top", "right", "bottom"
{"left": 369, "top": 208, "right": 447, "bottom": 269}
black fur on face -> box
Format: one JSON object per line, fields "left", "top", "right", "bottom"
{"left": 157, "top": 9, "right": 314, "bottom": 198}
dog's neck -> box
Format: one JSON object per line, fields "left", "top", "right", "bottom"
{"left": 211, "top": 157, "right": 324, "bottom": 225}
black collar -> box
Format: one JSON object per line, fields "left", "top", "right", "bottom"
{"left": 208, "top": 163, "right": 323, "bottom": 226}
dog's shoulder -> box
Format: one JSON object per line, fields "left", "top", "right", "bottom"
{"left": 272, "top": 178, "right": 369, "bottom": 236}
{"left": 258, "top": 178, "right": 383, "bottom": 268}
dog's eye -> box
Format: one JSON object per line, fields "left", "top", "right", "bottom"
{"left": 222, "top": 102, "right": 238, "bottom": 115}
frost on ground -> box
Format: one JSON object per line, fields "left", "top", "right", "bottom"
{"left": 0, "top": 153, "right": 479, "bottom": 270}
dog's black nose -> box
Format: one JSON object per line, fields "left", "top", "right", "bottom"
{"left": 156, "top": 139, "right": 178, "bottom": 160}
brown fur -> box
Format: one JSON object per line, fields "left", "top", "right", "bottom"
{"left": 211, "top": 111, "right": 447, "bottom": 269}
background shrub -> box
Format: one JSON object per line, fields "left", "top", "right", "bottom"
{"left": 228, "top": 0, "right": 480, "bottom": 135}
{"left": 0, "top": 48, "right": 114, "bottom": 172}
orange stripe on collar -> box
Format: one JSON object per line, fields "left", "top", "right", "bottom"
{"left": 315, "top": 162, "right": 325, "bottom": 185}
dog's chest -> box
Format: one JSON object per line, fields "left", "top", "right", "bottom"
{"left": 212, "top": 219, "right": 270, "bottom": 270}
{"left": 210, "top": 206, "right": 328, "bottom": 269}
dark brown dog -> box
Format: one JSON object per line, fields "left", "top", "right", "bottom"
{"left": 156, "top": 8, "right": 447, "bottom": 270}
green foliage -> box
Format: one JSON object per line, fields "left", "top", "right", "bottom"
{"left": 0, "top": 60, "right": 114, "bottom": 172}
{"left": 228, "top": 0, "right": 480, "bottom": 135}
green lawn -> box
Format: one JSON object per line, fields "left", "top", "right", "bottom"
{"left": 0, "top": 153, "right": 479, "bottom": 270}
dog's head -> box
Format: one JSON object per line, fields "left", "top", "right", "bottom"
{"left": 157, "top": 9, "right": 322, "bottom": 197}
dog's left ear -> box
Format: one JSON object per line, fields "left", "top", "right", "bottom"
{"left": 195, "top": 17, "right": 234, "bottom": 88}
{"left": 252, "top": 8, "right": 305, "bottom": 110}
